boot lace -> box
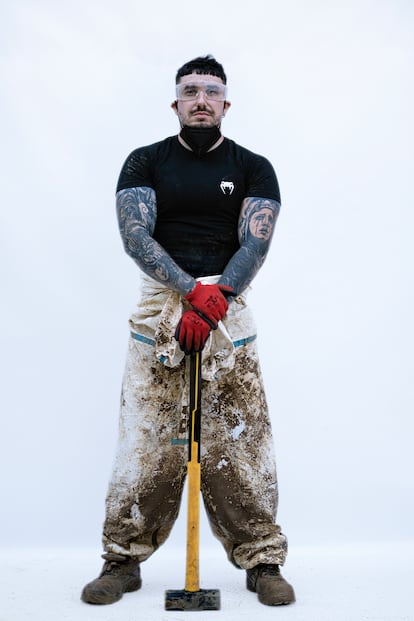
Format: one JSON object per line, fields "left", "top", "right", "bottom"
{"left": 101, "top": 561, "right": 123, "bottom": 576}
{"left": 260, "top": 564, "right": 280, "bottom": 577}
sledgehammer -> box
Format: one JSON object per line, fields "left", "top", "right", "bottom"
{"left": 165, "top": 351, "right": 220, "bottom": 611}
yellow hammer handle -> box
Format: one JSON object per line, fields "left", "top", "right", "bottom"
{"left": 185, "top": 459, "right": 201, "bottom": 591}
{"left": 185, "top": 352, "right": 201, "bottom": 592}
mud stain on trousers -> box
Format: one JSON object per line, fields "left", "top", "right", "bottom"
{"left": 102, "top": 279, "right": 288, "bottom": 569}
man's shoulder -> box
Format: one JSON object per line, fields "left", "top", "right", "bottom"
{"left": 116, "top": 136, "right": 177, "bottom": 192}
{"left": 126, "top": 135, "right": 176, "bottom": 159}
{"left": 223, "top": 138, "right": 274, "bottom": 168}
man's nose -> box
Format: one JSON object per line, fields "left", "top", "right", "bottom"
{"left": 195, "top": 89, "right": 207, "bottom": 103}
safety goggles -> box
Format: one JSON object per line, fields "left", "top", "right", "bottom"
{"left": 175, "top": 82, "right": 228, "bottom": 102}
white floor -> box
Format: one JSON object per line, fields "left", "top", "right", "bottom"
{"left": 1, "top": 541, "right": 413, "bottom": 621}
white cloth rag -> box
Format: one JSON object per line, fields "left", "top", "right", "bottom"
{"left": 128, "top": 274, "right": 257, "bottom": 381}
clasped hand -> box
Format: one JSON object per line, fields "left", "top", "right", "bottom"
{"left": 175, "top": 282, "right": 234, "bottom": 354}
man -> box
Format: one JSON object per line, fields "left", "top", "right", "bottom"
{"left": 81, "top": 55, "right": 295, "bottom": 607}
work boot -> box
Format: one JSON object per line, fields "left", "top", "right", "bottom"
{"left": 81, "top": 553, "right": 142, "bottom": 605}
{"left": 246, "top": 564, "right": 295, "bottom": 606}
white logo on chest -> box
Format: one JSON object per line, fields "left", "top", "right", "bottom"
{"left": 220, "top": 180, "right": 235, "bottom": 195}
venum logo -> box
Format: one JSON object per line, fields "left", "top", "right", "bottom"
{"left": 220, "top": 180, "right": 235, "bottom": 195}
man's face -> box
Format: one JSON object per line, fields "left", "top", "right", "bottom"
{"left": 172, "top": 73, "right": 231, "bottom": 128}
{"left": 249, "top": 207, "right": 275, "bottom": 240}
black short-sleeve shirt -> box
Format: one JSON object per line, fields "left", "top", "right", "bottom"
{"left": 116, "top": 136, "right": 280, "bottom": 277}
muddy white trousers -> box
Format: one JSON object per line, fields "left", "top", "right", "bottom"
{"left": 102, "top": 279, "right": 288, "bottom": 569}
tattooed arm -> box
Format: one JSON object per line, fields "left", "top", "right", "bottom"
{"left": 219, "top": 196, "right": 280, "bottom": 295}
{"left": 116, "top": 187, "right": 196, "bottom": 295}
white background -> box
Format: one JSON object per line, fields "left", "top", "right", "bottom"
{"left": 1, "top": 1, "right": 413, "bottom": 617}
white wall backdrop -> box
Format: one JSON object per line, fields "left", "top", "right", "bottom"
{"left": 1, "top": 0, "right": 413, "bottom": 551}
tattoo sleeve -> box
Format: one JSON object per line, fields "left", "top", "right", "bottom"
{"left": 219, "top": 197, "right": 280, "bottom": 296}
{"left": 116, "top": 187, "right": 196, "bottom": 295}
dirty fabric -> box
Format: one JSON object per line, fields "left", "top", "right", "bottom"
{"left": 102, "top": 277, "right": 288, "bottom": 569}
{"left": 127, "top": 274, "right": 258, "bottom": 381}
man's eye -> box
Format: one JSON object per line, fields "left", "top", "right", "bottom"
{"left": 184, "top": 87, "right": 197, "bottom": 96}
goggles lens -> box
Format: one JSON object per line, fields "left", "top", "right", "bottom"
{"left": 176, "top": 82, "right": 227, "bottom": 101}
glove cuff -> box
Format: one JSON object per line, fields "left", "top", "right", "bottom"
{"left": 193, "top": 309, "right": 218, "bottom": 330}
{"left": 184, "top": 281, "right": 201, "bottom": 302}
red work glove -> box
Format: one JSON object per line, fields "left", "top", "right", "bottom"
{"left": 185, "top": 282, "right": 235, "bottom": 328}
{"left": 175, "top": 310, "right": 212, "bottom": 355}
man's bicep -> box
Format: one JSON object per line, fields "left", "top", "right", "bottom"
{"left": 116, "top": 186, "right": 157, "bottom": 236}
{"left": 238, "top": 196, "right": 281, "bottom": 244}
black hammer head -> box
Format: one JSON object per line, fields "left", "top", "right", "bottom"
{"left": 165, "top": 588, "right": 220, "bottom": 611}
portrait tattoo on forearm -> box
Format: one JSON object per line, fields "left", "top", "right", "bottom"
{"left": 116, "top": 187, "right": 195, "bottom": 295}
{"left": 219, "top": 197, "right": 280, "bottom": 295}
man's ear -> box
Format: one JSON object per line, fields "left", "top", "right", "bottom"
{"left": 223, "top": 100, "right": 231, "bottom": 116}
{"left": 171, "top": 100, "right": 178, "bottom": 114}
